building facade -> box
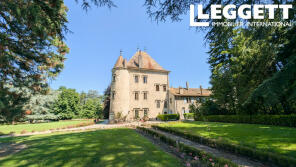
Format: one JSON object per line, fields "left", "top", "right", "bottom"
{"left": 109, "top": 51, "right": 211, "bottom": 121}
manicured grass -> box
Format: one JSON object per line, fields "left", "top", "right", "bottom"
{"left": 0, "top": 120, "right": 94, "bottom": 135}
{"left": 0, "top": 129, "right": 182, "bottom": 167}
{"left": 159, "top": 121, "right": 296, "bottom": 158}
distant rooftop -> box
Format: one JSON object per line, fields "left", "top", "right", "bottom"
{"left": 170, "top": 82, "right": 211, "bottom": 97}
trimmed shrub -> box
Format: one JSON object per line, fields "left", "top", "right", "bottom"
{"left": 153, "top": 125, "right": 296, "bottom": 167}
{"left": 184, "top": 113, "right": 194, "bottom": 120}
{"left": 157, "top": 114, "right": 180, "bottom": 121}
{"left": 194, "top": 115, "right": 296, "bottom": 127}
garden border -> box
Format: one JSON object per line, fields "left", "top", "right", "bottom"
{"left": 194, "top": 115, "right": 296, "bottom": 127}
{"left": 137, "top": 126, "right": 238, "bottom": 167}
{"left": 152, "top": 125, "right": 296, "bottom": 167}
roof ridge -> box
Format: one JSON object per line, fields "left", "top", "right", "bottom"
{"left": 126, "top": 51, "right": 168, "bottom": 71}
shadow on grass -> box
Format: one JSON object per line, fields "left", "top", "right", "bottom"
{"left": 0, "top": 129, "right": 181, "bottom": 167}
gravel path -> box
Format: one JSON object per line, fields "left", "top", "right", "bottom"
{"left": 144, "top": 127, "right": 268, "bottom": 167}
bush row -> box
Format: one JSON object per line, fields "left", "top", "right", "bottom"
{"left": 152, "top": 125, "right": 296, "bottom": 167}
{"left": 194, "top": 115, "right": 296, "bottom": 127}
{"left": 157, "top": 114, "right": 180, "bottom": 121}
{"left": 137, "top": 126, "right": 237, "bottom": 167}
{"left": 184, "top": 113, "right": 194, "bottom": 120}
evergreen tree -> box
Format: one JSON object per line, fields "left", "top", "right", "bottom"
{"left": 24, "top": 89, "right": 60, "bottom": 122}
{"left": 103, "top": 84, "right": 111, "bottom": 119}
{"left": 0, "top": 0, "right": 69, "bottom": 123}
{"left": 143, "top": 0, "right": 296, "bottom": 115}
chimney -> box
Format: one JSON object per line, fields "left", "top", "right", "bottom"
{"left": 179, "top": 87, "right": 183, "bottom": 94}
{"left": 186, "top": 82, "right": 189, "bottom": 89}
{"left": 138, "top": 50, "right": 143, "bottom": 68}
{"left": 200, "top": 85, "right": 203, "bottom": 95}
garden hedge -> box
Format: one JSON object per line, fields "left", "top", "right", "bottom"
{"left": 157, "top": 114, "right": 180, "bottom": 121}
{"left": 183, "top": 113, "right": 194, "bottom": 120}
{"left": 137, "top": 126, "right": 237, "bottom": 167}
{"left": 152, "top": 125, "right": 296, "bottom": 167}
{"left": 194, "top": 115, "right": 296, "bottom": 127}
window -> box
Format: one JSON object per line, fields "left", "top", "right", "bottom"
{"left": 143, "top": 92, "right": 147, "bottom": 100}
{"left": 186, "top": 97, "right": 191, "bottom": 103}
{"left": 112, "top": 74, "right": 116, "bottom": 82}
{"left": 156, "top": 100, "right": 161, "bottom": 108}
{"left": 112, "top": 91, "right": 115, "bottom": 99}
{"left": 143, "top": 76, "right": 148, "bottom": 84}
{"left": 164, "top": 101, "right": 168, "bottom": 108}
{"left": 182, "top": 107, "right": 185, "bottom": 114}
{"left": 144, "top": 108, "right": 148, "bottom": 116}
{"left": 170, "top": 98, "right": 172, "bottom": 104}
{"left": 134, "top": 75, "right": 139, "bottom": 83}
{"left": 135, "top": 92, "right": 139, "bottom": 100}
{"left": 156, "top": 84, "right": 160, "bottom": 91}
{"left": 163, "top": 85, "right": 167, "bottom": 92}
{"left": 135, "top": 109, "right": 139, "bottom": 118}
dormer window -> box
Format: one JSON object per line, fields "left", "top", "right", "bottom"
{"left": 134, "top": 75, "right": 139, "bottom": 83}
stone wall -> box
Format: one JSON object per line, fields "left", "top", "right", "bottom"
{"left": 127, "top": 69, "right": 169, "bottom": 120}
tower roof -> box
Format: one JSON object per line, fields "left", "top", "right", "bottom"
{"left": 113, "top": 55, "right": 125, "bottom": 68}
{"left": 126, "top": 51, "right": 168, "bottom": 72}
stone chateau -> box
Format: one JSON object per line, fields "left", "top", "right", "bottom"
{"left": 109, "top": 50, "right": 211, "bottom": 121}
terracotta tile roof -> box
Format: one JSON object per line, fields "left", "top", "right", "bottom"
{"left": 113, "top": 56, "right": 127, "bottom": 68}
{"left": 126, "top": 51, "right": 168, "bottom": 72}
{"left": 170, "top": 87, "right": 211, "bottom": 97}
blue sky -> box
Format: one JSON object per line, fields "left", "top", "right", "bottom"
{"left": 50, "top": 0, "right": 210, "bottom": 94}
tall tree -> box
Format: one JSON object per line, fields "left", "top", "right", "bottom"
{"left": 102, "top": 84, "right": 111, "bottom": 119}
{"left": 143, "top": 0, "right": 296, "bottom": 114}
{"left": 52, "top": 87, "right": 80, "bottom": 120}
{"left": 24, "top": 89, "right": 60, "bottom": 122}
{"left": 0, "top": 0, "right": 69, "bottom": 123}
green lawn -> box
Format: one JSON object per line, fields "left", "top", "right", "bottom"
{"left": 0, "top": 128, "right": 182, "bottom": 167}
{"left": 159, "top": 121, "right": 296, "bottom": 158}
{"left": 0, "top": 120, "right": 93, "bottom": 135}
